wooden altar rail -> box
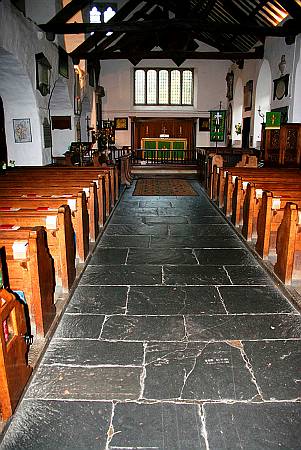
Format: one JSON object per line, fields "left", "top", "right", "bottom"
{"left": 132, "top": 149, "right": 197, "bottom": 165}
{"left": 0, "top": 287, "right": 32, "bottom": 420}
{"left": 0, "top": 227, "right": 55, "bottom": 336}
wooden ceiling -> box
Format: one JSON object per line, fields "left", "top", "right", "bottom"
{"left": 39, "top": 0, "right": 301, "bottom": 66}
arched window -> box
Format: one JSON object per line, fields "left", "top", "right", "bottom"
{"left": 89, "top": 4, "right": 117, "bottom": 36}
{"left": 134, "top": 68, "right": 193, "bottom": 106}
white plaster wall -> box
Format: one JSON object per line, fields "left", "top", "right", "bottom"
{"left": 292, "top": 36, "right": 301, "bottom": 122}
{"left": 253, "top": 60, "right": 272, "bottom": 148}
{"left": 101, "top": 50, "right": 230, "bottom": 148}
{"left": 264, "top": 36, "right": 297, "bottom": 119}
{"left": 0, "top": 0, "right": 79, "bottom": 165}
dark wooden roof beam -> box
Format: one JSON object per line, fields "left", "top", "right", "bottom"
{"left": 40, "top": 19, "right": 301, "bottom": 37}
{"left": 81, "top": 47, "right": 264, "bottom": 62}
{"left": 46, "top": 0, "right": 90, "bottom": 25}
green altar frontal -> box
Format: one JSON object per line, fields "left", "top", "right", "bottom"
{"left": 141, "top": 138, "right": 187, "bottom": 159}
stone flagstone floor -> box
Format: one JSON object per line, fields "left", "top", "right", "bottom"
{"left": 1, "top": 179, "right": 301, "bottom": 450}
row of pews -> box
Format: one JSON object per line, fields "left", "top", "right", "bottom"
{"left": 0, "top": 154, "right": 132, "bottom": 422}
{"left": 206, "top": 162, "right": 301, "bottom": 286}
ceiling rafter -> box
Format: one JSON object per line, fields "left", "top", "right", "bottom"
{"left": 82, "top": 47, "right": 264, "bottom": 62}
{"left": 40, "top": 18, "right": 301, "bottom": 36}
{"left": 70, "top": 0, "right": 142, "bottom": 60}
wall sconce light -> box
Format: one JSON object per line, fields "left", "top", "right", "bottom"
{"left": 258, "top": 106, "right": 265, "bottom": 123}
{"left": 35, "top": 53, "right": 52, "bottom": 96}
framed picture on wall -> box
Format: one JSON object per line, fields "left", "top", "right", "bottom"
{"left": 226, "top": 71, "right": 234, "bottom": 101}
{"left": 114, "top": 117, "right": 128, "bottom": 130}
{"left": 244, "top": 80, "right": 253, "bottom": 111}
{"left": 199, "top": 117, "right": 210, "bottom": 132}
{"left": 13, "top": 118, "right": 32, "bottom": 143}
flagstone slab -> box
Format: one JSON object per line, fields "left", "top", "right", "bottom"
{"left": 43, "top": 339, "right": 144, "bottom": 366}
{"left": 79, "top": 265, "right": 162, "bottom": 285}
{"left": 101, "top": 315, "right": 185, "bottom": 342}
{"left": 186, "top": 314, "right": 301, "bottom": 341}
{"left": 110, "top": 402, "right": 206, "bottom": 450}
{"left": 204, "top": 402, "right": 301, "bottom": 450}
{"left": 25, "top": 366, "right": 141, "bottom": 401}
{"left": 66, "top": 285, "right": 128, "bottom": 314}
{"left": 127, "top": 285, "right": 225, "bottom": 315}
{"left": 143, "top": 342, "right": 257, "bottom": 401}
{"left": 0, "top": 400, "right": 112, "bottom": 450}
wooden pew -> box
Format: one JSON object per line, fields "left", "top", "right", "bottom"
{"left": 0, "top": 206, "right": 75, "bottom": 292}
{"left": 256, "top": 191, "right": 301, "bottom": 259}
{"left": 241, "top": 182, "right": 301, "bottom": 241}
{"left": 8, "top": 165, "right": 118, "bottom": 218}
{"left": 223, "top": 168, "right": 301, "bottom": 220}
{"left": 0, "top": 287, "right": 32, "bottom": 420}
{"left": 119, "top": 154, "right": 132, "bottom": 187}
{"left": 0, "top": 183, "right": 98, "bottom": 243}
{"left": 274, "top": 202, "right": 301, "bottom": 284}
{"left": 0, "top": 192, "right": 89, "bottom": 263}
{"left": 0, "top": 227, "right": 55, "bottom": 336}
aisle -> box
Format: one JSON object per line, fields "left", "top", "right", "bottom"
{"left": 1, "top": 179, "right": 301, "bottom": 450}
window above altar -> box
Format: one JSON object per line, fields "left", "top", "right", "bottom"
{"left": 134, "top": 68, "right": 193, "bottom": 106}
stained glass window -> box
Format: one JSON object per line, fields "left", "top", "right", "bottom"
{"left": 134, "top": 69, "right": 193, "bottom": 106}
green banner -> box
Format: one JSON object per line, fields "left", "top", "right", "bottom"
{"left": 210, "top": 110, "right": 226, "bottom": 142}
{"left": 265, "top": 112, "right": 281, "bottom": 129}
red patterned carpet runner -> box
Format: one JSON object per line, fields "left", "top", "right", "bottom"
{"left": 133, "top": 178, "right": 198, "bottom": 196}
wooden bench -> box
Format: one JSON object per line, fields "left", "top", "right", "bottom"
{"left": 274, "top": 202, "right": 301, "bottom": 284}
{"left": 0, "top": 287, "right": 32, "bottom": 420}
{"left": 0, "top": 192, "right": 89, "bottom": 263}
{"left": 9, "top": 165, "right": 119, "bottom": 218}
{"left": 0, "top": 205, "right": 75, "bottom": 292}
{"left": 0, "top": 183, "right": 98, "bottom": 242}
{"left": 119, "top": 153, "right": 132, "bottom": 187}
{"left": 222, "top": 168, "right": 301, "bottom": 220}
{"left": 0, "top": 227, "right": 55, "bottom": 336}
{"left": 256, "top": 191, "right": 301, "bottom": 259}
{"left": 241, "top": 182, "right": 301, "bottom": 241}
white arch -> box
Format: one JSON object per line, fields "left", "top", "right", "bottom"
{"left": 253, "top": 59, "right": 272, "bottom": 149}
{"left": 49, "top": 77, "right": 74, "bottom": 156}
{"left": 232, "top": 77, "right": 243, "bottom": 146}
{"left": 292, "top": 38, "right": 301, "bottom": 122}
{"left": 0, "top": 47, "right": 43, "bottom": 165}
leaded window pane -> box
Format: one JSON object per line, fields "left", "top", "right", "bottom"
{"left": 158, "top": 70, "right": 169, "bottom": 104}
{"left": 170, "top": 70, "right": 181, "bottom": 104}
{"left": 182, "top": 70, "right": 193, "bottom": 104}
{"left": 146, "top": 70, "right": 157, "bottom": 104}
{"left": 135, "top": 70, "right": 145, "bottom": 104}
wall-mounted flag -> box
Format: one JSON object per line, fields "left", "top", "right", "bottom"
{"left": 210, "top": 110, "right": 226, "bottom": 142}
{"left": 265, "top": 112, "right": 281, "bottom": 130}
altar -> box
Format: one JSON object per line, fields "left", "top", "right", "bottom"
{"left": 141, "top": 137, "right": 187, "bottom": 159}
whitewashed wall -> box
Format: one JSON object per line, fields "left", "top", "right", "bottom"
{"left": 228, "top": 34, "right": 301, "bottom": 149}
{"left": 101, "top": 43, "right": 230, "bottom": 148}
{"left": 0, "top": 0, "right": 90, "bottom": 165}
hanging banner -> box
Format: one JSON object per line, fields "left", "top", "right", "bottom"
{"left": 210, "top": 110, "right": 226, "bottom": 142}
{"left": 265, "top": 112, "right": 281, "bottom": 129}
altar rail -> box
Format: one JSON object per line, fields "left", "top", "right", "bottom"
{"left": 131, "top": 149, "right": 198, "bottom": 164}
